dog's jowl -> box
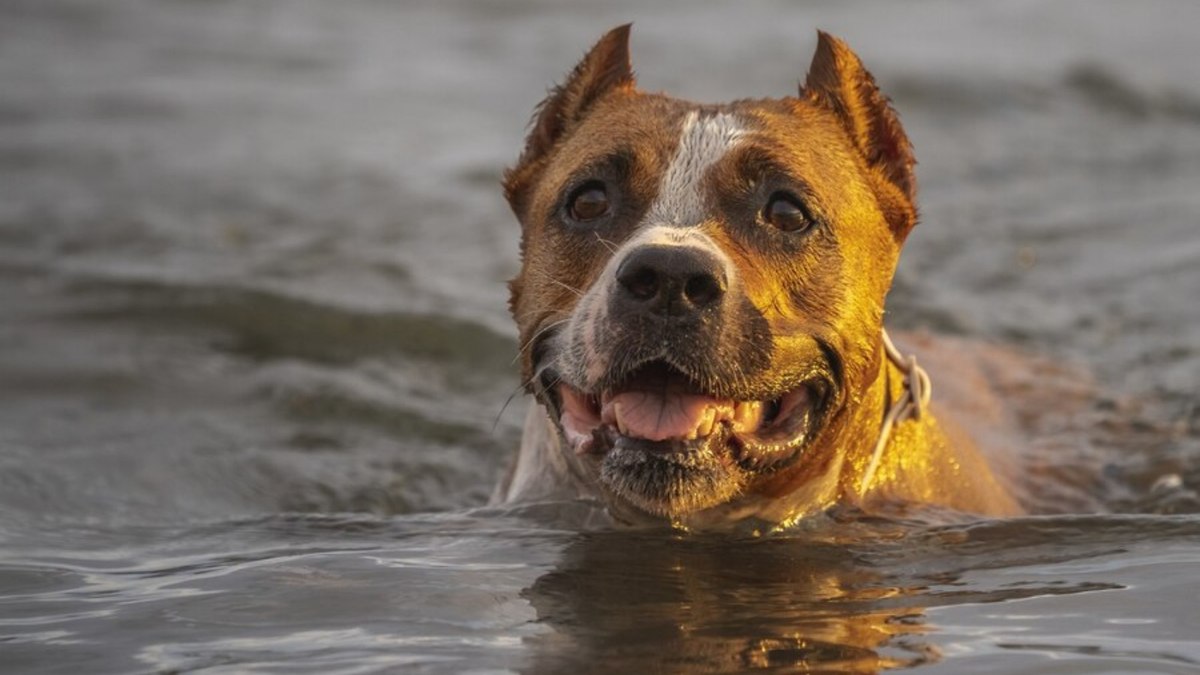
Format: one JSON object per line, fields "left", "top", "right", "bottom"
{"left": 497, "top": 25, "right": 1022, "bottom": 529}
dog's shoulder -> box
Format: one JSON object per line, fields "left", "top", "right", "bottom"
{"left": 891, "top": 331, "right": 1105, "bottom": 513}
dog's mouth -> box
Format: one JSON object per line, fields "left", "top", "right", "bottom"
{"left": 552, "top": 361, "right": 828, "bottom": 475}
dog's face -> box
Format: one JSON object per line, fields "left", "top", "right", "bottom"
{"left": 505, "top": 26, "right": 917, "bottom": 521}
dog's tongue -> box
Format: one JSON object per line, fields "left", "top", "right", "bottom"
{"left": 601, "top": 390, "right": 724, "bottom": 442}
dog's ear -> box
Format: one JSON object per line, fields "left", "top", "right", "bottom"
{"left": 505, "top": 24, "right": 635, "bottom": 210}
{"left": 804, "top": 32, "right": 916, "bottom": 229}
{"left": 523, "top": 24, "right": 635, "bottom": 165}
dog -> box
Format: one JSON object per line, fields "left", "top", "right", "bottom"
{"left": 495, "top": 25, "right": 1025, "bottom": 529}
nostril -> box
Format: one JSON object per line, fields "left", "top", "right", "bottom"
{"left": 620, "top": 265, "right": 659, "bottom": 301}
{"left": 614, "top": 244, "right": 728, "bottom": 313}
{"left": 684, "top": 273, "right": 725, "bottom": 308}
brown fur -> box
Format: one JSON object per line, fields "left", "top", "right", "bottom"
{"left": 499, "top": 26, "right": 1022, "bottom": 528}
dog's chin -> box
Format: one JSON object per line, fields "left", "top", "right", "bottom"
{"left": 546, "top": 361, "right": 827, "bottom": 519}
{"left": 594, "top": 427, "right": 745, "bottom": 518}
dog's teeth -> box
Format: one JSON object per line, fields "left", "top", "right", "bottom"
{"left": 696, "top": 407, "right": 715, "bottom": 438}
{"left": 732, "top": 401, "right": 764, "bottom": 432}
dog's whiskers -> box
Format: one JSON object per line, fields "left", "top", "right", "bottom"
{"left": 525, "top": 269, "right": 586, "bottom": 298}
{"left": 593, "top": 232, "right": 619, "bottom": 253}
{"left": 493, "top": 364, "right": 561, "bottom": 432}
{"left": 512, "top": 318, "right": 570, "bottom": 365}
{"left": 764, "top": 286, "right": 788, "bottom": 320}
{"left": 493, "top": 386, "right": 526, "bottom": 432}
{"left": 550, "top": 279, "right": 585, "bottom": 297}
{"left": 524, "top": 361, "right": 558, "bottom": 394}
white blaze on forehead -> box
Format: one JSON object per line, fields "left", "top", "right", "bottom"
{"left": 556, "top": 112, "right": 745, "bottom": 391}
{"left": 645, "top": 110, "right": 746, "bottom": 227}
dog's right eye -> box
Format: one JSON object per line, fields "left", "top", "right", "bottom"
{"left": 763, "top": 191, "right": 815, "bottom": 233}
{"left": 567, "top": 182, "right": 610, "bottom": 222}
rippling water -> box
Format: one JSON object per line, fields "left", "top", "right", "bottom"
{"left": 2, "top": 0, "right": 1199, "bottom": 672}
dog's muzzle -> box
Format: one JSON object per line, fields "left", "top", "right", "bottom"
{"left": 529, "top": 236, "right": 833, "bottom": 518}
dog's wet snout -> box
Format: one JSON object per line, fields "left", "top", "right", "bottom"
{"left": 615, "top": 244, "right": 727, "bottom": 316}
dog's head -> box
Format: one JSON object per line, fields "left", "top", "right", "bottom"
{"left": 504, "top": 25, "right": 917, "bottom": 522}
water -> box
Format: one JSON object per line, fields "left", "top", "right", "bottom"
{"left": 1, "top": 0, "right": 1198, "bottom": 672}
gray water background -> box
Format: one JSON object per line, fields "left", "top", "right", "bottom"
{"left": 2, "top": 0, "right": 1199, "bottom": 672}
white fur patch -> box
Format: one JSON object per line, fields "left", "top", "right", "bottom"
{"left": 615, "top": 225, "right": 734, "bottom": 276}
{"left": 555, "top": 111, "right": 745, "bottom": 391}
{"left": 644, "top": 110, "right": 746, "bottom": 227}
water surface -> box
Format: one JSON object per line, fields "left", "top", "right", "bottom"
{"left": 1, "top": 0, "right": 1199, "bottom": 672}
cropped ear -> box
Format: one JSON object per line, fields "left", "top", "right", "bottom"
{"left": 505, "top": 24, "right": 635, "bottom": 209}
{"left": 803, "top": 31, "right": 916, "bottom": 209}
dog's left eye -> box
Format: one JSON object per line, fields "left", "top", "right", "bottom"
{"left": 567, "top": 182, "right": 610, "bottom": 222}
{"left": 763, "top": 192, "right": 814, "bottom": 233}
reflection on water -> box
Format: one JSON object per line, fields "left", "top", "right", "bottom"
{"left": 516, "top": 511, "right": 1183, "bottom": 674}
{"left": 2, "top": 0, "right": 1200, "bottom": 672}
{"left": 9, "top": 509, "right": 1195, "bottom": 673}
{"left": 523, "top": 527, "right": 937, "bottom": 673}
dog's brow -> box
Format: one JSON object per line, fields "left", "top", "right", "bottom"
{"left": 554, "top": 147, "right": 640, "bottom": 212}
{"left": 735, "top": 144, "right": 787, "bottom": 176}
{"left": 733, "top": 145, "right": 806, "bottom": 186}
{"left": 644, "top": 110, "right": 745, "bottom": 227}
{"left": 726, "top": 144, "right": 826, "bottom": 217}
{"left": 567, "top": 146, "right": 636, "bottom": 181}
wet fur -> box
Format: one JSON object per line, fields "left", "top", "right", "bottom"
{"left": 497, "top": 25, "right": 1023, "bottom": 528}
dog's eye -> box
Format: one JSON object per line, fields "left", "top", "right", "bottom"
{"left": 567, "top": 182, "right": 610, "bottom": 222}
{"left": 764, "top": 192, "right": 814, "bottom": 233}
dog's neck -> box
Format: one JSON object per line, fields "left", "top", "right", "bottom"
{"left": 841, "top": 334, "right": 1023, "bottom": 518}
{"left": 861, "top": 329, "right": 932, "bottom": 492}
{"left": 675, "top": 330, "right": 934, "bottom": 528}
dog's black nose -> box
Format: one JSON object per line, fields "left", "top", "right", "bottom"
{"left": 615, "top": 245, "right": 727, "bottom": 316}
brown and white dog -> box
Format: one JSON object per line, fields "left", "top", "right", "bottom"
{"left": 495, "top": 25, "right": 1024, "bottom": 529}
